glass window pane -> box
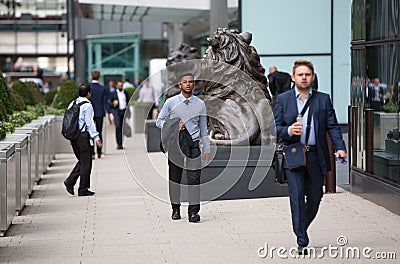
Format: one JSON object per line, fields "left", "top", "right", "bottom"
{"left": 366, "top": 0, "right": 400, "bottom": 40}
{"left": 101, "top": 43, "right": 134, "bottom": 68}
{"left": 352, "top": 0, "right": 366, "bottom": 41}
{"left": 367, "top": 44, "right": 400, "bottom": 185}
{"left": 351, "top": 48, "right": 367, "bottom": 170}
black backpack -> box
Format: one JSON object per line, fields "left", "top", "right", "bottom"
{"left": 61, "top": 100, "right": 88, "bottom": 141}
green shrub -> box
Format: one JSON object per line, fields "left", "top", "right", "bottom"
{"left": 53, "top": 80, "right": 78, "bottom": 109}
{"left": 0, "top": 120, "right": 14, "bottom": 135}
{"left": 0, "top": 121, "right": 6, "bottom": 140}
{"left": 125, "top": 87, "right": 137, "bottom": 101}
{"left": 26, "top": 104, "right": 45, "bottom": 116}
{"left": 11, "top": 80, "right": 38, "bottom": 106}
{"left": 0, "top": 71, "right": 14, "bottom": 119}
{"left": 22, "top": 108, "right": 39, "bottom": 120}
{"left": 25, "top": 81, "right": 44, "bottom": 104}
{"left": 44, "top": 106, "right": 64, "bottom": 116}
{"left": 9, "top": 88, "right": 26, "bottom": 111}
{"left": 7, "top": 112, "right": 28, "bottom": 127}
{"left": 0, "top": 100, "right": 6, "bottom": 122}
{"left": 44, "top": 88, "right": 58, "bottom": 105}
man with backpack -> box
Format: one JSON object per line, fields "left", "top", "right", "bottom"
{"left": 268, "top": 65, "right": 293, "bottom": 107}
{"left": 63, "top": 83, "right": 102, "bottom": 196}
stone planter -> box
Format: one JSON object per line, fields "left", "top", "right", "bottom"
{"left": 53, "top": 116, "right": 73, "bottom": 153}
{"left": 133, "top": 103, "right": 152, "bottom": 133}
{"left": 0, "top": 143, "right": 16, "bottom": 237}
{"left": 373, "top": 112, "right": 399, "bottom": 150}
{"left": 1, "top": 134, "right": 29, "bottom": 215}
{"left": 14, "top": 128, "right": 37, "bottom": 195}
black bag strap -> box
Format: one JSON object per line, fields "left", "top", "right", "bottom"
{"left": 299, "top": 91, "right": 314, "bottom": 117}
{"left": 77, "top": 100, "right": 89, "bottom": 131}
{"left": 303, "top": 91, "right": 315, "bottom": 145}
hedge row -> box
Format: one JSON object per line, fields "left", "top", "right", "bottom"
{"left": 0, "top": 72, "right": 78, "bottom": 140}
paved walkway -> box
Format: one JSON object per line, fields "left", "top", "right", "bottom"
{"left": 0, "top": 124, "right": 399, "bottom": 263}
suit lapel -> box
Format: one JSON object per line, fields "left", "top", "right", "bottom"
{"left": 289, "top": 89, "right": 297, "bottom": 116}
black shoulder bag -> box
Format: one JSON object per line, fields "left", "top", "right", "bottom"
{"left": 282, "top": 93, "right": 315, "bottom": 170}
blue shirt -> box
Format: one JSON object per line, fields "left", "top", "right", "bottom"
{"left": 156, "top": 93, "right": 210, "bottom": 153}
{"left": 68, "top": 97, "right": 100, "bottom": 141}
{"left": 287, "top": 88, "right": 316, "bottom": 145}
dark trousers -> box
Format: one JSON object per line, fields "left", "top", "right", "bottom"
{"left": 92, "top": 116, "right": 103, "bottom": 155}
{"left": 114, "top": 109, "right": 125, "bottom": 148}
{"left": 285, "top": 151, "right": 324, "bottom": 247}
{"left": 168, "top": 142, "right": 201, "bottom": 215}
{"left": 66, "top": 132, "right": 92, "bottom": 192}
{"left": 146, "top": 105, "right": 156, "bottom": 120}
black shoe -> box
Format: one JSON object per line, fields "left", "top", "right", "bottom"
{"left": 64, "top": 180, "right": 74, "bottom": 195}
{"left": 78, "top": 190, "right": 95, "bottom": 196}
{"left": 298, "top": 245, "right": 308, "bottom": 255}
{"left": 188, "top": 212, "right": 200, "bottom": 223}
{"left": 117, "top": 145, "right": 123, "bottom": 150}
{"left": 171, "top": 209, "right": 181, "bottom": 220}
{"left": 97, "top": 153, "right": 102, "bottom": 158}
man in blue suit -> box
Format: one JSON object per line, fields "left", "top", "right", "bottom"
{"left": 89, "top": 70, "right": 113, "bottom": 159}
{"left": 274, "top": 60, "right": 346, "bottom": 255}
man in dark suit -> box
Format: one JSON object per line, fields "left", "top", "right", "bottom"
{"left": 110, "top": 80, "right": 130, "bottom": 149}
{"left": 89, "top": 70, "right": 113, "bottom": 159}
{"left": 268, "top": 66, "right": 292, "bottom": 107}
{"left": 273, "top": 59, "right": 346, "bottom": 255}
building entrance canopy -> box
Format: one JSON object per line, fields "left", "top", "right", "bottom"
{"left": 78, "top": 0, "right": 237, "bottom": 23}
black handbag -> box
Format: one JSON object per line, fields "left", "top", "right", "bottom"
{"left": 283, "top": 142, "right": 307, "bottom": 170}
{"left": 282, "top": 92, "right": 314, "bottom": 171}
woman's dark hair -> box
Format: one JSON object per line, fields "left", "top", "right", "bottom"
{"left": 78, "top": 83, "right": 91, "bottom": 97}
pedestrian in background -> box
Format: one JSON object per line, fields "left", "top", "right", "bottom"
{"left": 89, "top": 70, "right": 113, "bottom": 159}
{"left": 110, "top": 80, "right": 130, "bottom": 149}
{"left": 138, "top": 79, "right": 159, "bottom": 119}
{"left": 64, "top": 83, "right": 102, "bottom": 197}
{"left": 123, "top": 78, "right": 134, "bottom": 89}
{"left": 267, "top": 65, "right": 292, "bottom": 107}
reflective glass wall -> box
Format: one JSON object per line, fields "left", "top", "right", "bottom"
{"left": 0, "top": 0, "right": 67, "bottom": 31}
{"left": 351, "top": 0, "right": 400, "bottom": 187}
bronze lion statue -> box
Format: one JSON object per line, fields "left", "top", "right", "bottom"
{"left": 202, "top": 28, "right": 274, "bottom": 146}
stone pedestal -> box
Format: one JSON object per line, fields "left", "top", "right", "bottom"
{"left": 180, "top": 145, "right": 288, "bottom": 201}
{"left": 145, "top": 120, "right": 161, "bottom": 153}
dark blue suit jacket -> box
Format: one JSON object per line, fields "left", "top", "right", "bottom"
{"left": 89, "top": 82, "right": 110, "bottom": 117}
{"left": 274, "top": 89, "right": 346, "bottom": 174}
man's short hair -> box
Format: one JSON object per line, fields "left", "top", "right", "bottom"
{"left": 91, "top": 70, "right": 100, "bottom": 81}
{"left": 78, "top": 83, "right": 91, "bottom": 97}
{"left": 293, "top": 59, "right": 314, "bottom": 75}
{"left": 179, "top": 72, "right": 194, "bottom": 81}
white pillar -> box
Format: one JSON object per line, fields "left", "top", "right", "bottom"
{"left": 168, "top": 22, "right": 183, "bottom": 52}
{"left": 210, "top": 0, "right": 228, "bottom": 35}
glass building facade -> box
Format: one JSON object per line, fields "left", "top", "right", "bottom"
{"left": 350, "top": 0, "right": 400, "bottom": 214}
{"left": 0, "top": 0, "right": 68, "bottom": 56}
